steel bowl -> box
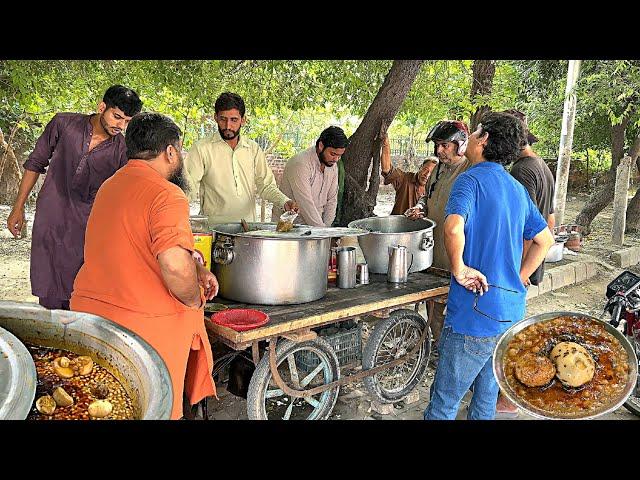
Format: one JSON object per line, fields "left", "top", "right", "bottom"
{"left": 0, "top": 326, "right": 37, "bottom": 420}
{"left": 493, "top": 311, "right": 638, "bottom": 419}
{"left": 0, "top": 301, "right": 173, "bottom": 420}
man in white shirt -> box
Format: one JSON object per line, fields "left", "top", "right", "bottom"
{"left": 272, "top": 126, "right": 349, "bottom": 227}
{"left": 186, "top": 92, "right": 297, "bottom": 223}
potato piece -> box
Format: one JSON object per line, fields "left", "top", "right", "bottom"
{"left": 72, "top": 356, "right": 94, "bottom": 376}
{"left": 88, "top": 400, "right": 113, "bottom": 418}
{"left": 53, "top": 357, "right": 75, "bottom": 378}
{"left": 36, "top": 395, "right": 57, "bottom": 415}
{"left": 52, "top": 387, "right": 74, "bottom": 407}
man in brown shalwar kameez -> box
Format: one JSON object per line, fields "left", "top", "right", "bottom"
{"left": 380, "top": 134, "right": 438, "bottom": 216}
{"left": 6, "top": 85, "right": 143, "bottom": 310}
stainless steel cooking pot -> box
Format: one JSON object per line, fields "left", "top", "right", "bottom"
{"left": 211, "top": 222, "right": 332, "bottom": 305}
{"left": 493, "top": 311, "right": 638, "bottom": 420}
{"left": 0, "top": 301, "right": 173, "bottom": 420}
{"left": 347, "top": 215, "right": 435, "bottom": 274}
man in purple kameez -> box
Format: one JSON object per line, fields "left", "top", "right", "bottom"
{"left": 6, "top": 85, "right": 143, "bottom": 310}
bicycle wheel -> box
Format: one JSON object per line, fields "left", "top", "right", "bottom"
{"left": 246, "top": 337, "right": 340, "bottom": 420}
{"left": 362, "top": 308, "right": 431, "bottom": 404}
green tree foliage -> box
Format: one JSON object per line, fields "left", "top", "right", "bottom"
{"left": 0, "top": 60, "right": 392, "bottom": 154}
{"left": 3, "top": 59, "right": 639, "bottom": 176}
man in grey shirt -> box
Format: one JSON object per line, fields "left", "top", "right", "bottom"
{"left": 272, "top": 126, "right": 349, "bottom": 227}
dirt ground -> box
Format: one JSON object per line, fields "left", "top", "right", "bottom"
{"left": 1, "top": 191, "right": 639, "bottom": 420}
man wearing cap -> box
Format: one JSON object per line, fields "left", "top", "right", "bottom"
{"left": 406, "top": 120, "right": 472, "bottom": 342}
{"left": 380, "top": 134, "right": 439, "bottom": 216}
{"left": 424, "top": 112, "right": 554, "bottom": 420}
{"left": 272, "top": 126, "right": 349, "bottom": 227}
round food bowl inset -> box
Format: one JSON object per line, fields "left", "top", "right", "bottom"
{"left": 0, "top": 301, "right": 173, "bottom": 420}
{"left": 493, "top": 311, "right": 638, "bottom": 420}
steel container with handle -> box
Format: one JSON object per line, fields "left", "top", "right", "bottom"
{"left": 348, "top": 216, "right": 435, "bottom": 274}
{"left": 211, "top": 222, "right": 368, "bottom": 305}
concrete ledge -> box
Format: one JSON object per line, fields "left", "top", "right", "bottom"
{"left": 526, "top": 285, "right": 539, "bottom": 300}
{"left": 537, "top": 272, "right": 553, "bottom": 295}
{"left": 611, "top": 246, "right": 640, "bottom": 268}
{"left": 529, "top": 260, "right": 598, "bottom": 300}
{"left": 549, "top": 264, "right": 576, "bottom": 290}
{"left": 574, "top": 262, "right": 587, "bottom": 283}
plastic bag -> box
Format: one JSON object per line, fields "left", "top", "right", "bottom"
{"left": 276, "top": 210, "right": 298, "bottom": 232}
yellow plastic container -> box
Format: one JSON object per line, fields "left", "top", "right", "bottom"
{"left": 193, "top": 233, "right": 213, "bottom": 269}
{"left": 190, "top": 215, "right": 212, "bottom": 270}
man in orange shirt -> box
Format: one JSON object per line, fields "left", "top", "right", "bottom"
{"left": 71, "top": 112, "right": 217, "bottom": 420}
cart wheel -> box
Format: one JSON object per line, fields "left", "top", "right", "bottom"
{"left": 246, "top": 337, "right": 340, "bottom": 420}
{"left": 362, "top": 308, "right": 431, "bottom": 404}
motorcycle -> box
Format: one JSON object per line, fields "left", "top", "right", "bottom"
{"left": 603, "top": 270, "right": 640, "bottom": 417}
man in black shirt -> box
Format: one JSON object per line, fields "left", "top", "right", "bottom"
{"left": 505, "top": 109, "right": 555, "bottom": 286}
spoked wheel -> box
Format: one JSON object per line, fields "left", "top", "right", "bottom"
{"left": 246, "top": 337, "right": 340, "bottom": 420}
{"left": 362, "top": 308, "right": 431, "bottom": 404}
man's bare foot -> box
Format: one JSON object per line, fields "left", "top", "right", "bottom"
{"left": 496, "top": 393, "right": 518, "bottom": 414}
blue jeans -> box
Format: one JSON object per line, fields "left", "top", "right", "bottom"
{"left": 424, "top": 325, "right": 500, "bottom": 420}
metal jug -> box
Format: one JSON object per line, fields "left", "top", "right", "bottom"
{"left": 387, "top": 245, "right": 413, "bottom": 283}
{"left": 336, "top": 246, "right": 357, "bottom": 289}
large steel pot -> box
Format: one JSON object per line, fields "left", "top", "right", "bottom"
{"left": 348, "top": 216, "right": 435, "bottom": 274}
{"left": 211, "top": 222, "right": 331, "bottom": 305}
{"left": 0, "top": 301, "right": 173, "bottom": 420}
{"left": 493, "top": 311, "right": 638, "bottom": 420}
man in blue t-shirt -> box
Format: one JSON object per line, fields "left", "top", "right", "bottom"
{"left": 424, "top": 112, "right": 554, "bottom": 420}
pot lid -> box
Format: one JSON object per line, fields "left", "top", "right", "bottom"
{"left": 0, "top": 325, "right": 37, "bottom": 420}
{"left": 212, "top": 222, "right": 369, "bottom": 239}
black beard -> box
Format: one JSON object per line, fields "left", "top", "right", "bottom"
{"left": 218, "top": 125, "right": 240, "bottom": 140}
{"left": 99, "top": 114, "right": 117, "bottom": 137}
{"left": 318, "top": 148, "right": 336, "bottom": 168}
{"left": 168, "top": 162, "right": 190, "bottom": 193}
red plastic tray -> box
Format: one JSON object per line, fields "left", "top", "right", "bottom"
{"left": 210, "top": 309, "right": 269, "bottom": 331}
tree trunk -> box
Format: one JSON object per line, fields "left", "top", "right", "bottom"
{"left": 612, "top": 156, "right": 632, "bottom": 244}
{"left": 337, "top": 60, "right": 424, "bottom": 226}
{"left": 625, "top": 187, "right": 640, "bottom": 233}
{"left": 574, "top": 118, "right": 631, "bottom": 234}
{"left": 469, "top": 60, "right": 496, "bottom": 131}
{"left": 0, "top": 127, "right": 23, "bottom": 206}
{"left": 625, "top": 155, "right": 640, "bottom": 233}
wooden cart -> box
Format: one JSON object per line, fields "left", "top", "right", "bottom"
{"left": 205, "top": 270, "right": 449, "bottom": 420}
